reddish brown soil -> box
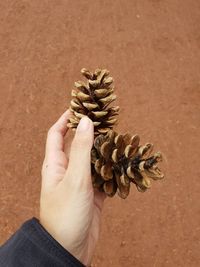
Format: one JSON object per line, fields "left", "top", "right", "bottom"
{"left": 0, "top": 1, "right": 200, "bottom": 266}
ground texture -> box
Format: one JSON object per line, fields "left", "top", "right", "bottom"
{"left": 0, "top": 1, "right": 200, "bottom": 266}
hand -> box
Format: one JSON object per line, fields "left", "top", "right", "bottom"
{"left": 40, "top": 110, "right": 105, "bottom": 266}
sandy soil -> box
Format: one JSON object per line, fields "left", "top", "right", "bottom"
{"left": 0, "top": 0, "right": 200, "bottom": 266}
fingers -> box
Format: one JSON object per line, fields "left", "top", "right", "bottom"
{"left": 65, "top": 116, "right": 94, "bottom": 190}
{"left": 45, "top": 110, "right": 71, "bottom": 157}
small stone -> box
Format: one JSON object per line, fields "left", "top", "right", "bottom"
{"left": 120, "top": 241, "right": 126, "bottom": 247}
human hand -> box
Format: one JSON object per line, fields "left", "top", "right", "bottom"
{"left": 40, "top": 110, "right": 105, "bottom": 266}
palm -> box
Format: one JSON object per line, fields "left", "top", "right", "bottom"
{"left": 79, "top": 191, "right": 105, "bottom": 264}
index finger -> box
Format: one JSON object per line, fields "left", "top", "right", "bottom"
{"left": 45, "top": 109, "right": 71, "bottom": 155}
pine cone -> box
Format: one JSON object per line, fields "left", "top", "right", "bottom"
{"left": 67, "top": 68, "right": 119, "bottom": 135}
{"left": 91, "top": 130, "right": 164, "bottom": 199}
{"left": 67, "top": 68, "right": 164, "bottom": 198}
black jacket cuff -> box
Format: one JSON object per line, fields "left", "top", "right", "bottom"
{"left": 0, "top": 217, "right": 85, "bottom": 267}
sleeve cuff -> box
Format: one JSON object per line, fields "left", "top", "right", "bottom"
{"left": 21, "top": 217, "right": 85, "bottom": 267}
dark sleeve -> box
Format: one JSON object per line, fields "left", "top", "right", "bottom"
{"left": 0, "top": 218, "right": 85, "bottom": 267}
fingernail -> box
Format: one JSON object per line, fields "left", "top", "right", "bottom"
{"left": 77, "top": 116, "right": 91, "bottom": 132}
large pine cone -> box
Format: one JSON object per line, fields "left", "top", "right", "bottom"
{"left": 91, "top": 130, "right": 164, "bottom": 199}
{"left": 67, "top": 68, "right": 119, "bottom": 135}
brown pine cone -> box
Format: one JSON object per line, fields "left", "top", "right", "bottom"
{"left": 91, "top": 130, "right": 164, "bottom": 199}
{"left": 67, "top": 68, "right": 119, "bottom": 135}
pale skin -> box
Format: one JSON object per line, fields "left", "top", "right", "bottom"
{"left": 40, "top": 110, "right": 105, "bottom": 266}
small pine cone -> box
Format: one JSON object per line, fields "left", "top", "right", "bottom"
{"left": 67, "top": 68, "right": 119, "bottom": 135}
{"left": 91, "top": 130, "right": 164, "bottom": 199}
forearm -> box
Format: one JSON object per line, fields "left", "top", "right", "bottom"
{"left": 0, "top": 218, "right": 85, "bottom": 267}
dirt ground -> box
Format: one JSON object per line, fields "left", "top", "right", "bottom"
{"left": 0, "top": 0, "right": 200, "bottom": 266}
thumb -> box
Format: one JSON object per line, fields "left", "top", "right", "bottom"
{"left": 65, "top": 116, "right": 94, "bottom": 189}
